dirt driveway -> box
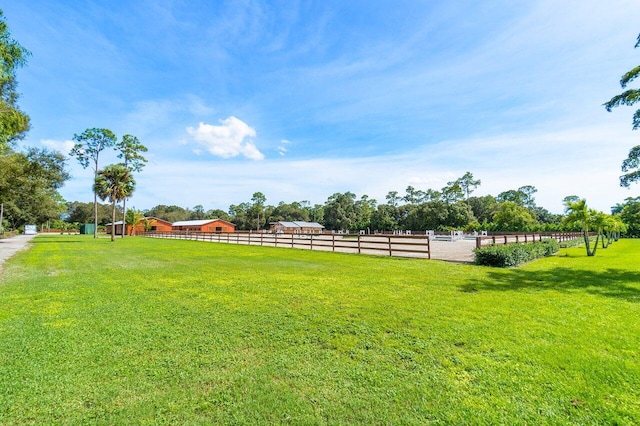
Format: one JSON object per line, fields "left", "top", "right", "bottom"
{"left": 0, "top": 234, "right": 37, "bottom": 271}
{"left": 428, "top": 239, "right": 477, "bottom": 263}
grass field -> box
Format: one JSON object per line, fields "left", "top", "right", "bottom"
{"left": 0, "top": 235, "right": 639, "bottom": 424}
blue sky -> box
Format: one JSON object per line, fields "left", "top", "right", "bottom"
{"left": 5, "top": 1, "right": 640, "bottom": 214}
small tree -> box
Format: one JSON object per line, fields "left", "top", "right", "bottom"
{"left": 125, "top": 208, "right": 146, "bottom": 235}
{"left": 456, "top": 172, "right": 481, "bottom": 201}
{"left": 250, "top": 192, "right": 267, "bottom": 231}
{"left": 604, "top": 33, "right": 640, "bottom": 187}
{"left": 563, "top": 199, "right": 597, "bottom": 256}
{"left": 0, "top": 10, "right": 31, "bottom": 152}
{"left": 116, "top": 134, "right": 147, "bottom": 237}
{"left": 70, "top": 128, "right": 117, "bottom": 238}
{"left": 492, "top": 201, "right": 536, "bottom": 231}
{"left": 94, "top": 164, "right": 135, "bottom": 242}
{"left": 441, "top": 181, "right": 464, "bottom": 204}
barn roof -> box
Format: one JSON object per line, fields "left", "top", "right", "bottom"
{"left": 145, "top": 216, "right": 172, "bottom": 224}
{"left": 274, "top": 221, "right": 324, "bottom": 228}
{"left": 172, "top": 219, "right": 235, "bottom": 227}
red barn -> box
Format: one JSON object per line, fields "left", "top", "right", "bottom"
{"left": 105, "top": 217, "right": 174, "bottom": 235}
{"left": 172, "top": 219, "right": 236, "bottom": 233}
{"left": 130, "top": 217, "right": 173, "bottom": 235}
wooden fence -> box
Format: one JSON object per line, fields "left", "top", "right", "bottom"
{"left": 475, "top": 232, "right": 584, "bottom": 249}
{"left": 142, "top": 231, "right": 431, "bottom": 259}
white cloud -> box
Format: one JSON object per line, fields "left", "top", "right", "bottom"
{"left": 186, "top": 116, "right": 264, "bottom": 160}
{"left": 277, "top": 139, "right": 291, "bottom": 156}
{"left": 41, "top": 139, "right": 75, "bottom": 155}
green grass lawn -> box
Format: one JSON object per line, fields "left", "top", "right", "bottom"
{"left": 1, "top": 235, "right": 639, "bottom": 424}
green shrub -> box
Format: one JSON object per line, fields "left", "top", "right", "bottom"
{"left": 475, "top": 239, "right": 559, "bottom": 267}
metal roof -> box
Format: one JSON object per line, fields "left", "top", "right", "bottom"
{"left": 275, "top": 221, "right": 324, "bottom": 228}
{"left": 172, "top": 219, "right": 220, "bottom": 227}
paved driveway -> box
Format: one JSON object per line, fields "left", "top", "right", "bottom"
{"left": 0, "top": 234, "right": 36, "bottom": 270}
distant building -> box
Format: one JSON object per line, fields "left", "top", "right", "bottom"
{"left": 130, "top": 217, "right": 173, "bottom": 235}
{"left": 172, "top": 219, "right": 236, "bottom": 233}
{"left": 105, "top": 221, "right": 125, "bottom": 235}
{"left": 269, "top": 221, "right": 325, "bottom": 234}
{"left": 105, "top": 217, "right": 174, "bottom": 235}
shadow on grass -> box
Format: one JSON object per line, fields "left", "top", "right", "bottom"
{"left": 461, "top": 267, "right": 640, "bottom": 303}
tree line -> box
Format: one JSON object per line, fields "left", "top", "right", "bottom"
{"left": 53, "top": 192, "right": 640, "bottom": 239}
{"left": 0, "top": 9, "right": 70, "bottom": 233}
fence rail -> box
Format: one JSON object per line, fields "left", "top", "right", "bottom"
{"left": 475, "top": 232, "right": 584, "bottom": 249}
{"left": 142, "top": 231, "right": 431, "bottom": 259}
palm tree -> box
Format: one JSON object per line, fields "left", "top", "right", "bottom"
{"left": 588, "top": 211, "right": 608, "bottom": 254}
{"left": 563, "top": 199, "right": 596, "bottom": 256}
{"left": 125, "top": 208, "right": 147, "bottom": 235}
{"left": 116, "top": 135, "right": 147, "bottom": 237}
{"left": 94, "top": 164, "right": 135, "bottom": 242}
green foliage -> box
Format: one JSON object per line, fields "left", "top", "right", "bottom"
{"left": 619, "top": 196, "right": 640, "bottom": 237}
{"left": 492, "top": 201, "right": 537, "bottom": 231}
{"left": 440, "top": 180, "right": 464, "bottom": 204}
{"left": 144, "top": 204, "right": 190, "bottom": 223}
{"left": 70, "top": 128, "right": 118, "bottom": 238}
{"left": 474, "top": 239, "right": 560, "bottom": 267}
{"left": 66, "top": 201, "right": 116, "bottom": 225}
{"left": 456, "top": 171, "right": 481, "bottom": 200}
{"left": 117, "top": 134, "right": 147, "bottom": 173}
{"left": 323, "top": 192, "right": 359, "bottom": 231}
{"left": 94, "top": 164, "right": 135, "bottom": 241}
{"left": 620, "top": 145, "right": 640, "bottom": 187}
{"left": 496, "top": 186, "right": 537, "bottom": 208}
{"left": 70, "top": 128, "right": 117, "bottom": 171}
{"left": 370, "top": 204, "right": 401, "bottom": 231}
{"left": 564, "top": 198, "right": 597, "bottom": 256}
{"left": 468, "top": 195, "right": 498, "bottom": 224}
{"left": 266, "top": 201, "right": 310, "bottom": 223}
{"left": 604, "top": 33, "right": 640, "bottom": 187}
{"left": 0, "top": 148, "right": 69, "bottom": 229}
{"left": 0, "top": 10, "right": 30, "bottom": 151}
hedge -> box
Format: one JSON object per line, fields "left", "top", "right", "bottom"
{"left": 474, "top": 239, "right": 560, "bottom": 267}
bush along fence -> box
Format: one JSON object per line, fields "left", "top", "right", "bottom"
{"left": 142, "top": 231, "right": 431, "bottom": 259}
{"left": 474, "top": 239, "right": 560, "bottom": 267}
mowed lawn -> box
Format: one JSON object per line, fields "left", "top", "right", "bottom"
{"left": 0, "top": 235, "right": 638, "bottom": 424}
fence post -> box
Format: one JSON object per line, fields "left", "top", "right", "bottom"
{"left": 358, "top": 234, "right": 361, "bottom": 254}
{"left": 388, "top": 236, "right": 392, "bottom": 257}
{"left": 310, "top": 234, "right": 313, "bottom": 250}
{"left": 427, "top": 236, "right": 431, "bottom": 259}
{"left": 332, "top": 234, "right": 336, "bottom": 252}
